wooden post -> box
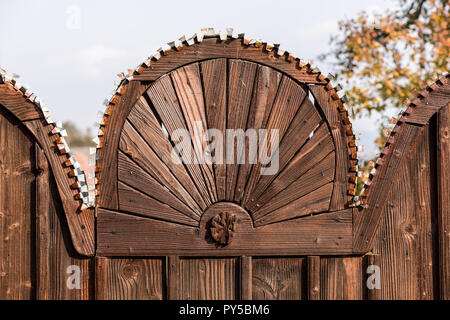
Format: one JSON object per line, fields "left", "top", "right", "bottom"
{"left": 307, "top": 256, "right": 320, "bottom": 300}
{"left": 437, "top": 104, "right": 449, "bottom": 300}
{"left": 240, "top": 256, "right": 252, "bottom": 300}
{"left": 95, "top": 257, "right": 108, "bottom": 300}
{"left": 166, "top": 256, "right": 180, "bottom": 300}
{"left": 364, "top": 254, "right": 381, "bottom": 300}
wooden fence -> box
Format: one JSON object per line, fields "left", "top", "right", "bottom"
{"left": 0, "top": 32, "right": 448, "bottom": 300}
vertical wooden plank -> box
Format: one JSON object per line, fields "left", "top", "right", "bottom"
{"left": 201, "top": 58, "right": 227, "bottom": 200}
{"left": 234, "top": 65, "right": 282, "bottom": 203}
{"left": 252, "top": 257, "right": 304, "bottom": 300}
{"left": 320, "top": 257, "right": 363, "bottom": 300}
{"left": 372, "top": 127, "right": 435, "bottom": 299}
{"left": 95, "top": 257, "right": 163, "bottom": 300}
{"left": 35, "top": 144, "right": 50, "bottom": 300}
{"left": 166, "top": 255, "right": 180, "bottom": 300}
{"left": 240, "top": 256, "right": 252, "bottom": 300}
{"left": 0, "top": 108, "right": 35, "bottom": 299}
{"left": 179, "top": 258, "right": 237, "bottom": 300}
{"left": 307, "top": 256, "right": 320, "bottom": 300}
{"left": 364, "top": 254, "right": 381, "bottom": 300}
{"left": 171, "top": 63, "right": 217, "bottom": 203}
{"left": 437, "top": 103, "right": 450, "bottom": 299}
{"left": 225, "top": 60, "right": 257, "bottom": 200}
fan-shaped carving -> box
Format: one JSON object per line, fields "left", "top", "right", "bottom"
{"left": 117, "top": 58, "right": 336, "bottom": 226}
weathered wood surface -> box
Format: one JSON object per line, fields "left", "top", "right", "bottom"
{"left": 307, "top": 256, "right": 320, "bottom": 300}
{"left": 95, "top": 257, "right": 163, "bottom": 300}
{"left": 437, "top": 103, "right": 449, "bottom": 299}
{"left": 97, "top": 208, "right": 353, "bottom": 256}
{"left": 320, "top": 257, "right": 363, "bottom": 300}
{"left": 240, "top": 256, "right": 252, "bottom": 299}
{"left": 133, "top": 38, "right": 325, "bottom": 84}
{"left": 0, "top": 108, "right": 35, "bottom": 299}
{"left": 252, "top": 257, "right": 304, "bottom": 299}
{"left": 0, "top": 85, "right": 42, "bottom": 121}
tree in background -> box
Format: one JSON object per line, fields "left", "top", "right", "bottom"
{"left": 321, "top": 0, "right": 449, "bottom": 193}
{"left": 63, "top": 121, "right": 95, "bottom": 147}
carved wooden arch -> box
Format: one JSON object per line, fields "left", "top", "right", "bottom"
{"left": 0, "top": 70, "right": 95, "bottom": 256}
{"left": 95, "top": 33, "right": 358, "bottom": 256}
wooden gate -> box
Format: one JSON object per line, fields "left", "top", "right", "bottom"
{"left": 0, "top": 31, "right": 449, "bottom": 300}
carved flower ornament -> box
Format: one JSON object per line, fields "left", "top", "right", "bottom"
{"left": 209, "top": 212, "right": 236, "bottom": 245}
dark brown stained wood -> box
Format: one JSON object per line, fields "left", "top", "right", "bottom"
{"left": 171, "top": 63, "right": 217, "bottom": 202}
{"left": 307, "top": 256, "right": 320, "bottom": 300}
{"left": 118, "top": 182, "right": 198, "bottom": 226}
{"left": 35, "top": 144, "right": 50, "bottom": 299}
{"left": 125, "top": 98, "right": 205, "bottom": 214}
{"left": 437, "top": 103, "right": 449, "bottom": 299}
{"left": 240, "top": 256, "right": 252, "bottom": 300}
{"left": 353, "top": 123, "right": 423, "bottom": 253}
{"left": 234, "top": 65, "right": 282, "bottom": 203}
{"left": 320, "top": 257, "right": 363, "bottom": 300}
{"left": 24, "top": 119, "right": 95, "bottom": 256}
{"left": 0, "top": 108, "right": 35, "bottom": 299}
{"left": 97, "top": 208, "right": 352, "bottom": 256}
{"left": 309, "top": 85, "right": 348, "bottom": 211}
{"left": 166, "top": 256, "right": 180, "bottom": 300}
{"left": 120, "top": 120, "right": 203, "bottom": 215}
{"left": 225, "top": 59, "right": 258, "bottom": 200}
{"left": 94, "top": 257, "right": 163, "bottom": 300}
{"left": 247, "top": 123, "right": 333, "bottom": 213}
{"left": 133, "top": 38, "right": 325, "bottom": 84}
{"left": 364, "top": 254, "right": 381, "bottom": 300}
{"left": 179, "top": 258, "right": 237, "bottom": 299}
{"left": 253, "top": 152, "right": 335, "bottom": 223}
{"left": 118, "top": 151, "right": 197, "bottom": 219}
{"left": 372, "top": 128, "right": 435, "bottom": 299}
{"left": 98, "top": 80, "right": 147, "bottom": 210}
{"left": 252, "top": 257, "right": 304, "bottom": 299}
{"left": 255, "top": 183, "right": 333, "bottom": 226}
{"left": 246, "top": 98, "right": 323, "bottom": 210}
{"left": 201, "top": 58, "right": 227, "bottom": 200}
{"left": 146, "top": 75, "right": 211, "bottom": 208}
{"left": 242, "top": 76, "right": 307, "bottom": 206}
{"left": 36, "top": 161, "right": 93, "bottom": 300}
{"left": 405, "top": 86, "right": 450, "bottom": 125}
{"left": 0, "top": 85, "right": 42, "bottom": 121}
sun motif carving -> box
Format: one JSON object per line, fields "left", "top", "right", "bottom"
{"left": 209, "top": 212, "right": 237, "bottom": 246}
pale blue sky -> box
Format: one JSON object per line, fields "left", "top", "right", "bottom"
{"left": 0, "top": 0, "right": 397, "bottom": 159}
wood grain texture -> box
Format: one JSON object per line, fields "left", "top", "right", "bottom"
{"left": 353, "top": 124, "right": 423, "bottom": 253}
{"left": 0, "top": 108, "right": 35, "bottom": 299}
{"left": 364, "top": 254, "right": 381, "bottom": 300}
{"left": 371, "top": 128, "right": 435, "bottom": 299}
{"left": 134, "top": 38, "right": 325, "bottom": 84}
{"left": 180, "top": 258, "right": 237, "bottom": 299}
{"left": 234, "top": 65, "right": 282, "bottom": 203}
{"left": 97, "top": 208, "right": 352, "bottom": 256}
{"left": 171, "top": 63, "right": 217, "bottom": 202}
{"left": 24, "top": 119, "right": 95, "bottom": 256}
{"left": 36, "top": 159, "right": 93, "bottom": 300}
{"left": 201, "top": 58, "right": 228, "bottom": 200}
{"left": 0, "top": 85, "right": 42, "bottom": 121}
{"left": 307, "top": 256, "right": 320, "bottom": 300}
{"left": 146, "top": 74, "right": 211, "bottom": 208}
{"left": 118, "top": 151, "right": 197, "bottom": 219}
{"left": 242, "top": 75, "right": 307, "bottom": 206}
{"left": 98, "top": 80, "right": 147, "bottom": 209}
{"left": 437, "top": 103, "right": 450, "bottom": 299}
{"left": 246, "top": 98, "right": 323, "bottom": 210}
{"left": 320, "top": 257, "right": 363, "bottom": 300}
{"left": 225, "top": 59, "right": 257, "bottom": 200}
{"left": 120, "top": 120, "right": 202, "bottom": 216}
{"left": 252, "top": 257, "right": 304, "bottom": 299}
{"left": 309, "top": 85, "right": 349, "bottom": 211}
{"left": 240, "top": 256, "right": 252, "bottom": 299}
{"left": 166, "top": 255, "right": 180, "bottom": 300}
{"left": 95, "top": 257, "right": 163, "bottom": 300}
